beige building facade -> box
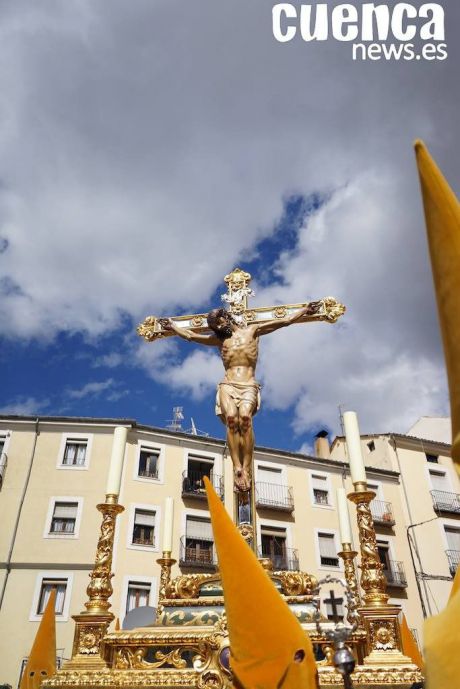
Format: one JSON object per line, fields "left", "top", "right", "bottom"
{"left": 331, "top": 418, "right": 459, "bottom": 621}
{"left": 0, "top": 414, "right": 455, "bottom": 686}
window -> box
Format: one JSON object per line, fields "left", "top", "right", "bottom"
{"left": 57, "top": 433, "right": 92, "bottom": 470}
{"left": 318, "top": 532, "right": 339, "bottom": 567}
{"left": 429, "top": 469, "right": 449, "bottom": 492}
{"left": 0, "top": 436, "right": 7, "bottom": 486}
{"left": 37, "top": 578, "right": 67, "bottom": 615}
{"left": 185, "top": 516, "right": 214, "bottom": 564}
{"left": 132, "top": 509, "right": 156, "bottom": 547}
{"left": 367, "top": 441, "right": 376, "bottom": 453}
{"left": 44, "top": 497, "right": 83, "bottom": 538}
{"left": 62, "top": 439, "right": 87, "bottom": 467}
{"left": 260, "top": 526, "right": 287, "bottom": 568}
{"left": 188, "top": 455, "right": 213, "bottom": 484}
{"left": 445, "top": 526, "right": 460, "bottom": 551}
{"left": 311, "top": 474, "right": 330, "bottom": 506}
{"left": 138, "top": 448, "right": 160, "bottom": 479}
{"left": 377, "top": 541, "right": 391, "bottom": 571}
{"left": 444, "top": 527, "right": 460, "bottom": 575}
{"left": 50, "top": 502, "right": 78, "bottom": 535}
{"left": 426, "top": 453, "right": 439, "bottom": 463}
{"left": 30, "top": 572, "right": 73, "bottom": 622}
{"left": 126, "top": 581, "right": 151, "bottom": 613}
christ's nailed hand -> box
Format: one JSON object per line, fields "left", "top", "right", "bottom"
{"left": 159, "top": 318, "right": 173, "bottom": 331}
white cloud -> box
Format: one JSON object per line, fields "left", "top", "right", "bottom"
{"left": 92, "top": 352, "right": 123, "bottom": 368}
{"left": 67, "top": 378, "right": 116, "bottom": 399}
{"left": 0, "top": 1, "right": 457, "bottom": 434}
{"left": 0, "top": 396, "right": 50, "bottom": 415}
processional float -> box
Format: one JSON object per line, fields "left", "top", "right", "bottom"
{"left": 43, "top": 269, "right": 422, "bottom": 688}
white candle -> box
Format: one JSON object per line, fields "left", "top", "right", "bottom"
{"left": 105, "top": 426, "right": 128, "bottom": 495}
{"left": 163, "top": 497, "right": 174, "bottom": 553}
{"left": 337, "top": 488, "right": 352, "bottom": 545}
{"left": 343, "top": 411, "right": 367, "bottom": 485}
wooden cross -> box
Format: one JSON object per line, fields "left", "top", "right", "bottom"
{"left": 137, "top": 267, "right": 346, "bottom": 341}
{"left": 324, "top": 589, "right": 344, "bottom": 622}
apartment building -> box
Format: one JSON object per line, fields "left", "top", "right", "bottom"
{"left": 331, "top": 416, "right": 459, "bottom": 620}
{"left": 0, "top": 414, "right": 446, "bottom": 686}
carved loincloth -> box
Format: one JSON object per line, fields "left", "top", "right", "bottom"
{"left": 215, "top": 381, "right": 261, "bottom": 418}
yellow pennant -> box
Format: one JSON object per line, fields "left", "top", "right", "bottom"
{"left": 204, "top": 477, "right": 318, "bottom": 689}
{"left": 424, "top": 588, "right": 460, "bottom": 688}
{"left": 20, "top": 589, "right": 56, "bottom": 689}
{"left": 400, "top": 613, "right": 424, "bottom": 670}
{"left": 414, "top": 140, "right": 460, "bottom": 470}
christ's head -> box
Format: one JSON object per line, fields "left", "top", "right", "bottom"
{"left": 207, "top": 308, "right": 234, "bottom": 339}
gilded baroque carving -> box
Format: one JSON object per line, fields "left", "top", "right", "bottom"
{"left": 197, "top": 670, "right": 225, "bottom": 689}
{"left": 237, "top": 522, "right": 254, "bottom": 543}
{"left": 167, "top": 572, "right": 220, "bottom": 600}
{"left": 349, "top": 492, "right": 389, "bottom": 605}
{"left": 83, "top": 501, "right": 123, "bottom": 615}
{"left": 371, "top": 621, "right": 397, "bottom": 651}
{"left": 78, "top": 627, "right": 104, "bottom": 655}
{"left": 273, "top": 306, "right": 287, "bottom": 318}
{"left": 273, "top": 571, "right": 317, "bottom": 596}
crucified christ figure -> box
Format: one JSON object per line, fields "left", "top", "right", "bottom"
{"left": 162, "top": 302, "right": 321, "bottom": 492}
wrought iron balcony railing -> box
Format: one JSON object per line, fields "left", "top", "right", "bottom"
{"left": 371, "top": 500, "right": 395, "bottom": 526}
{"left": 431, "top": 490, "right": 460, "bottom": 515}
{"left": 179, "top": 536, "right": 217, "bottom": 569}
{"left": 255, "top": 482, "right": 294, "bottom": 512}
{"left": 383, "top": 560, "right": 407, "bottom": 587}
{"left": 0, "top": 452, "right": 7, "bottom": 488}
{"left": 258, "top": 547, "right": 299, "bottom": 571}
{"left": 182, "top": 471, "right": 224, "bottom": 499}
{"left": 446, "top": 549, "right": 460, "bottom": 576}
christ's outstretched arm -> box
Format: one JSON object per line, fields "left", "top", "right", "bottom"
{"left": 160, "top": 318, "right": 220, "bottom": 346}
{"left": 254, "top": 302, "right": 322, "bottom": 336}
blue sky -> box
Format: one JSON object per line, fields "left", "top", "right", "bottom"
{"left": 0, "top": 195, "right": 333, "bottom": 452}
{"left": 0, "top": 1, "right": 457, "bottom": 450}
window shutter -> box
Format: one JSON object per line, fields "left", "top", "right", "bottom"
{"left": 186, "top": 517, "right": 213, "bottom": 541}
{"left": 311, "top": 474, "right": 328, "bottom": 491}
{"left": 318, "top": 533, "right": 337, "bottom": 558}
{"left": 258, "top": 467, "right": 281, "bottom": 484}
{"left": 53, "top": 503, "right": 78, "bottom": 518}
{"left": 445, "top": 527, "right": 460, "bottom": 551}
{"left": 430, "top": 471, "right": 448, "bottom": 491}
{"left": 134, "top": 510, "right": 156, "bottom": 527}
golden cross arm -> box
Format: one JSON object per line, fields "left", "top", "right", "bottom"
{"left": 136, "top": 297, "right": 346, "bottom": 342}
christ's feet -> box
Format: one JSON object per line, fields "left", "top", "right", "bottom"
{"left": 234, "top": 467, "right": 251, "bottom": 493}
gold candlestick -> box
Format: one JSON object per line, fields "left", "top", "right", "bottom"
{"left": 348, "top": 484, "right": 388, "bottom": 607}
{"left": 157, "top": 550, "right": 176, "bottom": 617}
{"left": 338, "top": 542, "right": 361, "bottom": 625}
{"left": 66, "top": 494, "right": 124, "bottom": 669}
{"left": 347, "top": 483, "right": 423, "bottom": 680}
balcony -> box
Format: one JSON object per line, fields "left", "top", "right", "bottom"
{"left": 0, "top": 452, "right": 7, "bottom": 489}
{"left": 255, "top": 482, "right": 294, "bottom": 512}
{"left": 446, "top": 550, "right": 460, "bottom": 576}
{"left": 258, "top": 547, "right": 299, "bottom": 571}
{"left": 431, "top": 490, "right": 460, "bottom": 515}
{"left": 179, "top": 537, "right": 217, "bottom": 570}
{"left": 182, "top": 471, "right": 224, "bottom": 500}
{"left": 383, "top": 560, "right": 407, "bottom": 588}
{"left": 371, "top": 500, "right": 395, "bottom": 526}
